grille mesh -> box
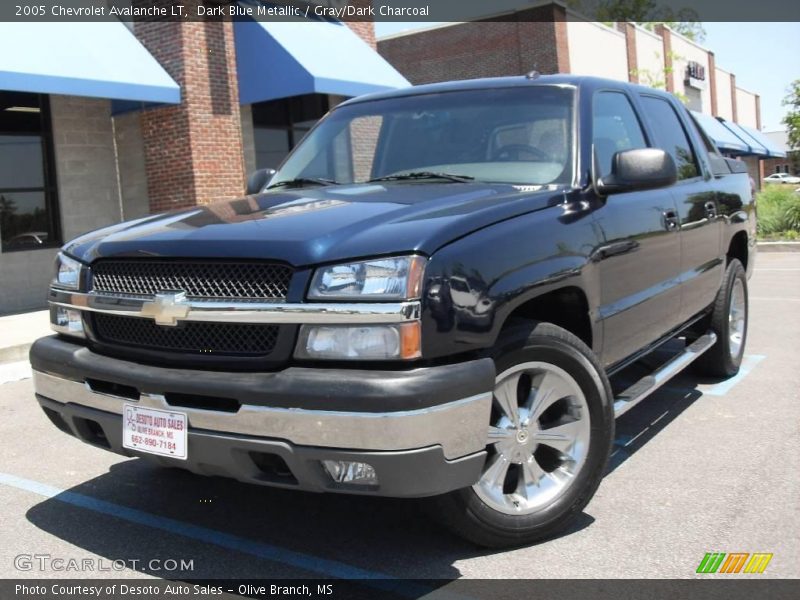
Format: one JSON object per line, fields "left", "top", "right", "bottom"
{"left": 92, "top": 261, "right": 292, "bottom": 300}
{"left": 93, "top": 314, "right": 279, "bottom": 356}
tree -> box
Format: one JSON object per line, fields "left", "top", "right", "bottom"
{"left": 566, "top": 0, "right": 706, "bottom": 42}
{"left": 783, "top": 79, "right": 800, "bottom": 152}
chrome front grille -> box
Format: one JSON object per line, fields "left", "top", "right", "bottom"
{"left": 91, "top": 260, "right": 293, "bottom": 300}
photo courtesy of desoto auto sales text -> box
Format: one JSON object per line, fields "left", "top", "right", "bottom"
{"left": 0, "top": 0, "right": 798, "bottom": 599}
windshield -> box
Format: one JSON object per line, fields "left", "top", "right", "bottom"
{"left": 270, "top": 86, "right": 575, "bottom": 187}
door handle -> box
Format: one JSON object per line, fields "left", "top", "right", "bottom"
{"left": 662, "top": 210, "right": 679, "bottom": 231}
{"left": 704, "top": 201, "right": 717, "bottom": 219}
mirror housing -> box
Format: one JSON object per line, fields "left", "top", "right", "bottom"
{"left": 246, "top": 168, "right": 277, "bottom": 195}
{"left": 596, "top": 148, "right": 677, "bottom": 195}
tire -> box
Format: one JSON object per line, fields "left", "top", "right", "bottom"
{"left": 693, "top": 259, "right": 748, "bottom": 378}
{"left": 432, "top": 321, "right": 614, "bottom": 548}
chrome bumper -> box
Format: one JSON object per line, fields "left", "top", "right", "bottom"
{"left": 33, "top": 370, "right": 492, "bottom": 460}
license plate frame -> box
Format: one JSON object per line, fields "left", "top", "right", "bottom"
{"left": 122, "top": 403, "right": 187, "bottom": 460}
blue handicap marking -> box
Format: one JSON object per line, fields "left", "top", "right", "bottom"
{"left": 702, "top": 354, "right": 766, "bottom": 396}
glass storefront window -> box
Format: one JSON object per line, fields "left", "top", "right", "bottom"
{"left": 0, "top": 91, "right": 60, "bottom": 252}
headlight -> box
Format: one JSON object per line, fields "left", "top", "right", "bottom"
{"left": 308, "top": 255, "right": 426, "bottom": 300}
{"left": 295, "top": 323, "right": 421, "bottom": 361}
{"left": 52, "top": 252, "right": 83, "bottom": 290}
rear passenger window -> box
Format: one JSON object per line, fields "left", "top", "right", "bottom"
{"left": 592, "top": 92, "right": 647, "bottom": 179}
{"left": 639, "top": 96, "right": 699, "bottom": 180}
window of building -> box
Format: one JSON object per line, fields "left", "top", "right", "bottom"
{"left": 0, "top": 91, "right": 60, "bottom": 252}
{"left": 251, "top": 94, "right": 330, "bottom": 170}
{"left": 639, "top": 95, "right": 700, "bottom": 180}
{"left": 592, "top": 91, "right": 647, "bottom": 180}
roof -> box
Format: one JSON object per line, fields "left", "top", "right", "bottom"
{"left": 762, "top": 130, "right": 791, "bottom": 153}
{"left": 338, "top": 74, "right": 675, "bottom": 106}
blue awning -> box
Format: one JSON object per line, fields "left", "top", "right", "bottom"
{"left": 0, "top": 22, "right": 180, "bottom": 104}
{"left": 718, "top": 119, "right": 768, "bottom": 156}
{"left": 737, "top": 124, "right": 787, "bottom": 158}
{"left": 234, "top": 19, "right": 410, "bottom": 104}
{"left": 690, "top": 111, "right": 750, "bottom": 154}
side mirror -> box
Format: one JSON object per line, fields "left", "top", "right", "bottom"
{"left": 596, "top": 148, "right": 677, "bottom": 195}
{"left": 246, "top": 168, "right": 277, "bottom": 195}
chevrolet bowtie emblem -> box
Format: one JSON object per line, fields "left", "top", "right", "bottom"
{"left": 140, "top": 292, "right": 190, "bottom": 326}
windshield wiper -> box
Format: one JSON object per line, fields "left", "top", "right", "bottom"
{"left": 368, "top": 171, "right": 475, "bottom": 184}
{"left": 268, "top": 177, "right": 339, "bottom": 189}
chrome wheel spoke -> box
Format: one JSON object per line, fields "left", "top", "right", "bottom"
{"left": 494, "top": 373, "right": 522, "bottom": 428}
{"left": 487, "top": 425, "right": 514, "bottom": 444}
{"left": 481, "top": 453, "right": 511, "bottom": 490}
{"left": 536, "top": 419, "right": 583, "bottom": 456}
{"left": 521, "top": 457, "right": 546, "bottom": 489}
{"left": 527, "top": 371, "right": 570, "bottom": 422}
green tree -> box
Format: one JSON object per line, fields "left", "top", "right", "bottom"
{"left": 783, "top": 79, "right": 800, "bottom": 152}
{"left": 566, "top": 0, "right": 706, "bottom": 42}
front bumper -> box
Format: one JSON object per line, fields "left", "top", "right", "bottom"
{"left": 31, "top": 336, "right": 495, "bottom": 497}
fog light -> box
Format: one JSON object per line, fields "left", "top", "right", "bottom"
{"left": 51, "top": 306, "right": 85, "bottom": 338}
{"left": 321, "top": 460, "right": 378, "bottom": 485}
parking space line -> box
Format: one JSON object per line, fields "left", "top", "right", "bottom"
{"left": 702, "top": 354, "right": 766, "bottom": 396}
{"left": 0, "top": 472, "right": 437, "bottom": 597}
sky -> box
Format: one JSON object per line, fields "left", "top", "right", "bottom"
{"left": 374, "top": 21, "right": 800, "bottom": 131}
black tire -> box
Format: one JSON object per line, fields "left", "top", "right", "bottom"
{"left": 432, "top": 321, "right": 614, "bottom": 548}
{"left": 693, "top": 259, "right": 748, "bottom": 378}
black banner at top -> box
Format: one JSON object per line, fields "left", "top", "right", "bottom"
{"left": 0, "top": 0, "right": 799, "bottom": 23}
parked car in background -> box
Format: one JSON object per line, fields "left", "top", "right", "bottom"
{"left": 763, "top": 173, "right": 800, "bottom": 184}
{"left": 3, "top": 231, "right": 49, "bottom": 251}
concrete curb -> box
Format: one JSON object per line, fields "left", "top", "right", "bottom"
{"left": 0, "top": 343, "right": 31, "bottom": 365}
{"left": 757, "top": 241, "right": 800, "bottom": 253}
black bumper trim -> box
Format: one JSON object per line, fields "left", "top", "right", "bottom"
{"left": 30, "top": 335, "right": 495, "bottom": 413}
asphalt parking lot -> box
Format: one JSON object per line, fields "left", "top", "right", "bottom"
{"left": 0, "top": 252, "right": 798, "bottom": 585}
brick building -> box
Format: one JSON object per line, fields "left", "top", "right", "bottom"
{"left": 378, "top": 3, "right": 785, "bottom": 187}
{"left": 760, "top": 131, "right": 799, "bottom": 176}
{"left": 0, "top": 16, "right": 406, "bottom": 313}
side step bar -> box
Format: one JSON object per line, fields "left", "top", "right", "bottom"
{"left": 613, "top": 332, "right": 717, "bottom": 418}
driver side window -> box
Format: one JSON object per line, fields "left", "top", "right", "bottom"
{"left": 592, "top": 91, "right": 647, "bottom": 179}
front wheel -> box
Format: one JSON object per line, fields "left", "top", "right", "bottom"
{"left": 433, "top": 321, "right": 614, "bottom": 548}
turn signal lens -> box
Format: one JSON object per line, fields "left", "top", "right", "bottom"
{"left": 295, "top": 322, "right": 421, "bottom": 361}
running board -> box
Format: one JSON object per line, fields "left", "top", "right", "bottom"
{"left": 613, "top": 332, "right": 717, "bottom": 418}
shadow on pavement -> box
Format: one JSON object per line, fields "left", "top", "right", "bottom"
{"left": 25, "top": 456, "right": 593, "bottom": 582}
{"left": 24, "top": 343, "right": 724, "bottom": 582}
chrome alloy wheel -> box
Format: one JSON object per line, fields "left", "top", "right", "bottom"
{"left": 728, "top": 278, "right": 746, "bottom": 360}
{"left": 474, "top": 362, "right": 591, "bottom": 515}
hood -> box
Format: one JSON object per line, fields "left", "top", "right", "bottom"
{"left": 65, "top": 182, "right": 564, "bottom": 266}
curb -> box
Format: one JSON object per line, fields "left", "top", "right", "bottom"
{"left": 756, "top": 241, "right": 800, "bottom": 253}
{"left": 0, "top": 343, "right": 31, "bottom": 366}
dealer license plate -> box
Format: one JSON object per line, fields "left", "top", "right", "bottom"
{"left": 122, "top": 404, "right": 187, "bottom": 460}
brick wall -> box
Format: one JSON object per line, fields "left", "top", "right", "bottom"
{"left": 345, "top": 0, "right": 376, "bottom": 48}
{"left": 134, "top": 5, "right": 246, "bottom": 213}
{"left": 378, "top": 5, "right": 567, "bottom": 85}
{"left": 619, "top": 22, "right": 638, "bottom": 83}
{"left": 654, "top": 24, "right": 674, "bottom": 93}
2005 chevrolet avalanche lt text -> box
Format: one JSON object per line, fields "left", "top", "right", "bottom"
{"left": 32, "top": 75, "right": 754, "bottom": 547}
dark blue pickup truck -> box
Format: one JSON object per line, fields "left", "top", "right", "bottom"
{"left": 32, "top": 75, "right": 754, "bottom": 547}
